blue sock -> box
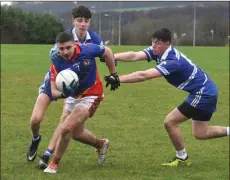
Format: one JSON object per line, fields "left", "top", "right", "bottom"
{"left": 43, "top": 149, "right": 53, "bottom": 158}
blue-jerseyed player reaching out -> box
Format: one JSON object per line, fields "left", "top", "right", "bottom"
{"left": 107, "top": 28, "right": 230, "bottom": 167}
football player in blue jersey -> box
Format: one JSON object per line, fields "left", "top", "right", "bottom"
{"left": 27, "top": 6, "right": 112, "bottom": 166}
{"left": 43, "top": 32, "right": 119, "bottom": 173}
{"left": 108, "top": 28, "right": 229, "bottom": 167}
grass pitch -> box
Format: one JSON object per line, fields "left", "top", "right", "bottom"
{"left": 1, "top": 45, "right": 229, "bottom": 180}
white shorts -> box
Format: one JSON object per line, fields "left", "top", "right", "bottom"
{"left": 64, "top": 95, "right": 104, "bottom": 117}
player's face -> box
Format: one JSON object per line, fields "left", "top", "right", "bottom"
{"left": 151, "top": 38, "right": 170, "bottom": 56}
{"left": 58, "top": 41, "right": 76, "bottom": 60}
{"left": 72, "top": 17, "right": 91, "bottom": 34}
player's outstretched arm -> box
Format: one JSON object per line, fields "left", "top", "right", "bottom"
{"left": 119, "top": 68, "right": 162, "bottom": 83}
{"left": 114, "top": 51, "right": 147, "bottom": 62}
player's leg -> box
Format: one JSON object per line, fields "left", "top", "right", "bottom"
{"left": 63, "top": 95, "right": 110, "bottom": 166}
{"left": 191, "top": 91, "right": 229, "bottom": 138}
{"left": 192, "top": 120, "right": 229, "bottom": 139}
{"left": 71, "top": 95, "right": 110, "bottom": 166}
{"left": 27, "top": 72, "right": 55, "bottom": 162}
{"left": 27, "top": 93, "right": 51, "bottom": 161}
{"left": 39, "top": 96, "right": 107, "bottom": 169}
{"left": 73, "top": 127, "right": 110, "bottom": 166}
{"left": 38, "top": 104, "right": 70, "bottom": 169}
{"left": 161, "top": 105, "right": 191, "bottom": 167}
{"left": 44, "top": 105, "right": 90, "bottom": 174}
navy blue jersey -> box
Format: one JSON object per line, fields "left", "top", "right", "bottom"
{"left": 143, "top": 45, "right": 217, "bottom": 95}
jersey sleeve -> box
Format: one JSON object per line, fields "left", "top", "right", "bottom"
{"left": 49, "top": 43, "right": 58, "bottom": 57}
{"left": 142, "top": 46, "right": 158, "bottom": 62}
{"left": 83, "top": 44, "right": 105, "bottom": 57}
{"left": 50, "top": 64, "right": 58, "bottom": 82}
{"left": 49, "top": 49, "right": 60, "bottom": 82}
{"left": 155, "top": 60, "right": 182, "bottom": 76}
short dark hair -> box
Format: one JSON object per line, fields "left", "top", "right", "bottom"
{"left": 72, "top": 6, "right": 92, "bottom": 19}
{"left": 56, "top": 32, "right": 74, "bottom": 43}
{"left": 151, "top": 28, "right": 172, "bottom": 42}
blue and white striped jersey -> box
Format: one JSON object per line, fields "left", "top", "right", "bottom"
{"left": 142, "top": 45, "right": 217, "bottom": 96}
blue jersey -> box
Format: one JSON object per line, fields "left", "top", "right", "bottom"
{"left": 39, "top": 28, "right": 103, "bottom": 101}
{"left": 143, "top": 45, "right": 217, "bottom": 95}
{"left": 50, "top": 43, "right": 105, "bottom": 98}
{"left": 68, "top": 27, "right": 103, "bottom": 45}
{"left": 49, "top": 28, "right": 103, "bottom": 56}
{"left": 143, "top": 45, "right": 218, "bottom": 113}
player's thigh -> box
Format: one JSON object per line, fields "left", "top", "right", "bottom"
{"left": 64, "top": 95, "right": 103, "bottom": 118}
{"left": 164, "top": 106, "right": 189, "bottom": 127}
{"left": 31, "top": 93, "right": 51, "bottom": 121}
{"left": 62, "top": 95, "right": 103, "bottom": 132}
{"left": 192, "top": 120, "right": 209, "bottom": 136}
{"left": 61, "top": 106, "right": 89, "bottom": 134}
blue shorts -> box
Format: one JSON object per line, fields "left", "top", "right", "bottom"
{"left": 185, "top": 86, "right": 218, "bottom": 114}
{"left": 38, "top": 72, "right": 56, "bottom": 101}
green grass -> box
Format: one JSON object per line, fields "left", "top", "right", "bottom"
{"left": 1, "top": 45, "right": 229, "bottom": 180}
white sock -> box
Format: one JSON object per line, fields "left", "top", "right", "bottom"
{"left": 176, "top": 148, "right": 188, "bottom": 160}
{"left": 227, "top": 127, "right": 229, "bottom": 136}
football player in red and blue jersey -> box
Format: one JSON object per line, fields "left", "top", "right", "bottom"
{"left": 27, "top": 6, "right": 115, "bottom": 168}
{"left": 44, "top": 31, "right": 119, "bottom": 174}
{"left": 111, "top": 28, "right": 229, "bottom": 167}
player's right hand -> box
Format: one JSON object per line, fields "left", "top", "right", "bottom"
{"left": 104, "top": 73, "right": 120, "bottom": 91}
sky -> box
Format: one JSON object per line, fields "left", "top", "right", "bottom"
{"left": 1, "top": 1, "right": 12, "bottom": 6}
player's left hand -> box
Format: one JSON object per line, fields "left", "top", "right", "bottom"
{"left": 61, "top": 80, "right": 79, "bottom": 97}
{"left": 104, "top": 73, "right": 120, "bottom": 91}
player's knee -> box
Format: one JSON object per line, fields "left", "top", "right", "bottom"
{"left": 60, "top": 125, "right": 71, "bottom": 136}
{"left": 30, "top": 114, "right": 43, "bottom": 127}
{"left": 164, "top": 116, "right": 175, "bottom": 129}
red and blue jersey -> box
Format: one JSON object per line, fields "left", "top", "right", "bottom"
{"left": 50, "top": 43, "right": 105, "bottom": 98}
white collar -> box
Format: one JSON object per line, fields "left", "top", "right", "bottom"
{"left": 72, "top": 28, "right": 91, "bottom": 42}
{"left": 160, "top": 45, "right": 172, "bottom": 60}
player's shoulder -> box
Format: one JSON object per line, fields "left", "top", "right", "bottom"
{"left": 87, "top": 29, "right": 102, "bottom": 44}
{"left": 87, "top": 28, "right": 100, "bottom": 37}
{"left": 163, "top": 46, "right": 180, "bottom": 61}
{"left": 50, "top": 49, "right": 61, "bottom": 63}
{"left": 80, "top": 43, "right": 101, "bottom": 51}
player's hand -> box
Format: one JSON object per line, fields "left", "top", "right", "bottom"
{"left": 61, "top": 80, "right": 79, "bottom": 98}
{"left": 100, "top": 56, "right": 118, "bottom": 66}
{"left": 104, "top": 73, "right": 120, "bottom": 91}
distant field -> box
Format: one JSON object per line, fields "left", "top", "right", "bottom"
{"left": 1, "top": 45, "right": 229, "bottom": 180}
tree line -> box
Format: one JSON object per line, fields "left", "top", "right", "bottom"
{"left": 1, "top": 4, "right": 229, "bottom": 46}
{"left": 1, "top": 6, "right": 64, "bottom": 44}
